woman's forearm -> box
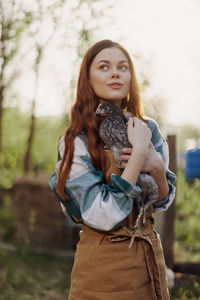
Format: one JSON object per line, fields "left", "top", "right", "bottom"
{"left": 151, "top": 168, "right": 169, "bottom": 201}
{"left": 121, "top": 149, "right": 146, "bottom": 185}
{"left": 120, "top": 148, "right": 169, "bottom": 201}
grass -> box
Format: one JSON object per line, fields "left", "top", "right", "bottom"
{"left": 0, "top": 248, "right": 73, "bottom": 300}
{"left": 170, "top": 274, "right": 200, "bottom": 300}
{"left": 175, "top": 170, "right": 200, "bottom": 262}
{"left": 169, "top": 170, "right": 200, "bottom": 298}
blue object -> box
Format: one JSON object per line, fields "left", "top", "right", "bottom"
{"left": 185, "top": 148, "right": 200, "bottom": 181}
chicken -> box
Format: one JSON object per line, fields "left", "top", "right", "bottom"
{"left": 96, "top": 102, "right": 158, "bottom": 247}
{"left": 96, "top": 102, "right": 132, "bottom": 167}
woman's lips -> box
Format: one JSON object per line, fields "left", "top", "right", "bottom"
{"left": 108, "top": 83, "right": 123, "bottom": 89}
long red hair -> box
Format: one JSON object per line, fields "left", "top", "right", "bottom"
{"left": 56, "top": 39, "right": 143, "bottom": 198}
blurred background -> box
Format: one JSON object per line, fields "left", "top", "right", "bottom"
{"left": 0, "top": 0, "right": 200, "bottom": 299}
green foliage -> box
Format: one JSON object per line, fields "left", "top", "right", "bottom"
{"left": 2, "top": 107, "right": 29, "bottom": 170}
{"left": 0, "top": 2, "right": 34, "bottom": 73}
{"left": 0, "top": 249, "right": 73, "bottom": 300}
{"left": 175, "top": 170, "right": 200, "bottom": 261}
{"left": 176, "top": 124, "right": 200, "bottom": 152}
{"left": 32, "top": 115, "right": 66, "bottom": 173}
{"left": 0, "top": 107, "right": 66, "bottom": 188}
{"left": 171, "top": 280, "right": 200, "bottom": 299}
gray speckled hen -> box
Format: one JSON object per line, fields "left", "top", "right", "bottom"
{"left": 96, "top": 102, "right": 158, "bottom": 247}
{"left": 96, "top": 103, "right": 132, "bottom": 168}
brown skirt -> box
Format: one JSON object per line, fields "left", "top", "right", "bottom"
{"left": 68, "top": 219, "right": 170, "bottom": 300}
{"left": 68, "top": 151, "right": 170, "bottom": 299}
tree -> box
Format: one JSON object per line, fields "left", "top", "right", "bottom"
{"left": 143, "top": 94, "right": 168, "bottom": 128}
{"left": 177, "top": 123, "right": 200, "bottom": 152}
{"left": 0, "top": 0, "right": 32, "bottom": 165}
{"left": 23, "top": 0, "right": 63, "bottom": 173}
{"left": 61, "top": 0, "right": 114, "bottom": 115}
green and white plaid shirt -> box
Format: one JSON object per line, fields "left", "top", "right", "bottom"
{"left": 49, "top": 118, "right": 176, "bottom": 231}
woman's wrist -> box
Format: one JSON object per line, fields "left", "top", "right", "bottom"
{"left": 132, "top": 145, "right": 149, "bottom": 157}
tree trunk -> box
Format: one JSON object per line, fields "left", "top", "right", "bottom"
{"left": 23, "top": 107, "right": 36, "bottom": 173}
{"left": 23, "top": 62, "right": 39, "bottom": 173}
{"left": 0, "top": 21, "right": 6, "bottom": 167}
{"left": 0, "top": 86, "right": 3, "bottom": 166}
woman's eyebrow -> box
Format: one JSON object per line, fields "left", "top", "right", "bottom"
{"left": 119, "top": 60, "right": 129, "bottom": 64}
{"left": 97, "top": 60, "right": 110, "bottom": 64}
{"left": 97, "top": 59, "right": 128, "bottom": 64}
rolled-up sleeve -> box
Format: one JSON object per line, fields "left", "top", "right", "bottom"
{"left": 49, "top": 135, "right": 142, "bottom": 231}
{"left": 147, "top": 118, "right": 176, "bottom": 211}
{"left": 111, "top": 174, "right": 141, "bottom": 198}
{"left": 153, "top": 170, "right": 176, "bottom": 211}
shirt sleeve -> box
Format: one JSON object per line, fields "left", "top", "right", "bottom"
{"left": 147, "top": 118, "right": 176, "bottom": 211}
{"left": 49, "top": 135, "right": 142, "bottom": 231}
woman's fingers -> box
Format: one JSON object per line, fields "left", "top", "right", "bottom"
{"left": 120, "top": 163, "right": 127, "bottom": 168}
{"left": 120, "top": 148, "right": 133, "bottom": 166}
{"left": 122, "top": 147, "right": 133, "bottom": 154}
{"left": 120, "top": 154, "right": 131, "bottom": 161}
{"left": 127, "top": 117, "right": 152, "bottom": 151}
{"left": 127, "top": 116, "right": 134, "bottom": 125}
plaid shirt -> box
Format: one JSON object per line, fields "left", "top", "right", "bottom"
{"left": 49, "top": 118, "right": 176, "bottom": 231}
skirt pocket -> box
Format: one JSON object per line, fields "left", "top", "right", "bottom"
{"left": 72, "top": 240, "right": 153, "bottom": 294}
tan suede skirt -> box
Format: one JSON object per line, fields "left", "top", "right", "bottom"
{"left": 68, "top": 216, "right": 170, "bottom": 300}
{"left": 68, "top": 151, "right": 170, "bottom": 299}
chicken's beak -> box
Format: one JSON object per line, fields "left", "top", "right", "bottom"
{"left": 95, "top": 110, "right": 100, "bottom": 116}
{"left": 95, "top": 104, "right": 101, "bottom": 116}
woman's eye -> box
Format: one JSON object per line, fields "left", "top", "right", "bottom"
{"left": 120, "top": 65, "right": 128, "bottom": 70}
{"left": 99, "top": 65, "right": 108, "bottom": 70}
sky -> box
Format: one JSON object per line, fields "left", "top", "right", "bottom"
{"left": 15, "top": 0, "right": 200, "bottom": 128}
{"left": 101, "top": 0, "right": 200, "bottom": 127}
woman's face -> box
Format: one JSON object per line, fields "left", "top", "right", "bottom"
{"left": 89, "top": 47, "right": 131, "bottom": 106}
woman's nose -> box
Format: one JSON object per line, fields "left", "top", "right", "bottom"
{"left": 111, "top": 68, "right": 120, "bottom": 78}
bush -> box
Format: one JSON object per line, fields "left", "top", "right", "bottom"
{"left": 175, "top": 170, "right": 200, "bottom": 261}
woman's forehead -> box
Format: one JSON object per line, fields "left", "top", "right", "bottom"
{"left": 93, "top": 47, "right": 128, "bottom": 64}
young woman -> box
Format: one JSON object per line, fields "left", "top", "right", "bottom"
{"left": 49, "top": 39, "right": 176, "bottom": 300}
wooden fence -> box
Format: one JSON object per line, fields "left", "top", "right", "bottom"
{"left": 156, "top": 135, "right": 177, "bottom": 269}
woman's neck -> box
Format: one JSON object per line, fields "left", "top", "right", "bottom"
{"left": 99, "top": 98, "right": 122, "bottom": 107}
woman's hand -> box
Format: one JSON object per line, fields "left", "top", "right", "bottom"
{"left": 120, "top": 117, "right": 152, "bottom": 186}
{"left": 120, "top": 142, "right": 169, "bottom": 200}
{"left": 127, "top": 117, "right": 152, "bottom": 153}
{"left": 120, "top": 147, "right": 132, "bottom": 169}
{"left": 120, "top": 117, "right": 152, "bottom": 169}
